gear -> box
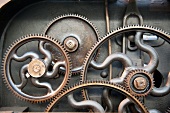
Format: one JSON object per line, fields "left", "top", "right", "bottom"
{"left": 80, "top": 25, "right": 170, "bottom": 98}
{"left": 44, "top": 14, "right": 100, "bottom": 75}
{"left": 45, "top": 80, "right": 149, "bottom": 113}
{"left": 1, "top": 34, "right": 72, "bottom": 103}
{"left": 124, "top": 69, "right": 154, "bottom": 97}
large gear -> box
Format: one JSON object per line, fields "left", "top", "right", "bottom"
{"left": 44, "top": 14, "right": 100, "bottom": 75}
{"left": 45, "top": 80, "right": 149, "bottom": 113}
{"left": 1, "top": 34, "right": 72, "bottom": 103}
{"left": 124, "top": 69, "right": 154, "bottom": 97}
{"left": 80, "top": 25, "right": 170, "bottom": 82}
{"left": 80, "top": 25, "right": 170, "bottom": 110}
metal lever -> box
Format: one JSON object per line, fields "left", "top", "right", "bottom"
{"left": 123, "top": 0, "right": 143, "bottom": 26}
{"left": 123, "top": 0, "right": 143, "bottom": 52}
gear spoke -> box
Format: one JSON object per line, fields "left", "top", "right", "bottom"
{"left": 39, "top": 41, "right": 52, "bottom": 68}
{"left": 134, "top": 32, "right": 159, "bottom": 73}
{"left": 68, "top": 93, "right": 105, "bottom": 113}
{"left": 45, "top": 61, "right": 66, "bottom": 78}
{"left": 12, "top": 52, "right": 39, "bottom": 61}
{"left": 31, "top": 77, "right": 54, "bottom": 94}
{"left": 151, "top": 72, "right": 170, "bottom": 96}
{"left": 118, "top": 98, "right": 133, "bottom": 113}
{"left": 2, "top": 34, "right": 71, "bottom": 103}
{"left": 16, "top": 64, "right": 28, "bottom": 90}
{"left": 102, "top": 88, "right": 113, "bottom": 112}
{"left": 90, "top": 53, "right": 133, "bottom": 70}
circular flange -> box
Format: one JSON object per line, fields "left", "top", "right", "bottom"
{"left": 44, "top": 14, "right": 100, "bottom": 74}
{"left": 28, "top": 59, "right": 46, "bottom": 78}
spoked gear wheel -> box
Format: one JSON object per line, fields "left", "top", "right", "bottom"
{"left": 80, "top": 25, "right": 170, "bottom": 111}
{"left": 124, "top": 69, "right": 154, "bottom": 97}
{"left": 45, "top": 80, "right": 149, "bottom": 113}
{"left": 1, "top": 34, "right": 72, "bottom": 103}
{"left": 44, "top": 14, "right": 100, "bottom": 75}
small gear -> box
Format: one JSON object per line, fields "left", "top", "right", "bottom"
{"left": 44, "top": 14, "right": 100, "bottom": 75}
{"left": 124, "top": 69, "right": 154, "bottom": 97}
{"left": 45, "top": 80, "right": 149, "bottom": 113}
{"left": 1, "top": 34, "right": 72, "bottom": 103}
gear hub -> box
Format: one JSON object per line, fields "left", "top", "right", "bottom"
{"left": 124, "top": 69, "right": 154, "bottom": 97}
{"left": 28, "top": 59, "right": 46, "bottom": 78}
{"left": 64, "top": 36, "right": 79, "bottom": 52}
{"left": 133, "top": 76, "right": 148, "bottom": 90}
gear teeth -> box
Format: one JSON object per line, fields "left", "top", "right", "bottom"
{"left": 45, "top": 80, "right": 149, "bottom": 113}
{"left": 1, "top": 34, "right": 72, "bottom": 103}
{"left": 43, "top": 13, "right": 100, "bottom": 75}
{"left": 79, "top": 25, "right": 168, "bottom": 112}
{"left": 43, "top": 13, "right": 100, "bottom": 38}
{"left": 123, "top": 69, "right": 154, "bottom": 97}
{"left": 80, "top": 24, "right": 169, "bottom": 88}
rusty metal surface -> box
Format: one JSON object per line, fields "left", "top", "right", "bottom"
{"left": 0, "top": 0, "right": 170, "bottom": 112}
{"left": 44, "top": 14, "right": 100, "bottom": 74}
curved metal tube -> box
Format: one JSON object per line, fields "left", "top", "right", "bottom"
{"left": 12, "top": 52, "right": 39, "bottom": 61}
{"left": 151, "top": 87, "right": 170, "bottom": 97}
{"left": 102, "top": 88, "right": 113, "bottom": 112}
{"left": 135, "top": 32, "right": 159, "bottom": 73}
{"left": 45, "top": 61, "right": 66, "bottom": 78}
{"left": 16, "top": 64, "right": 28, "bottom": 89}
{"left": 151, "top": 72, "right": 170, "bottom": 96}
{"left": 89, "top": 53, "right": 132, "bottom": 112}
{"left": 90, "top": 53, "right": 133, "bottom": 70}
{"left": 68, "top": 93, "right": 105, "bottom": 113}
{"left": 39, "top": 41, "right": 52, "bottom": 68}
{"left": 110, "top": 67, "right": 132, "bottom": 84}
{"left": 31, "top": 78, "right": 53, "bottom": 94}
{"left": 118, "top": 98, "right": 132, "bottom": 113}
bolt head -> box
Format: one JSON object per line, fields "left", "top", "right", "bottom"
{"left": 65, "top": 40, "right": 76, "bottom": 50}
{"left": 100, "top": 71, "right": 108, "bottom": 78}
{"left": 28, "top": 59, "right": 46, "bottom": 78}
{"left": 64, "top": 36, "right": 79, "bottom": 52}
{"left": 133, "top": 77, "right": 147, "bottom": 90}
